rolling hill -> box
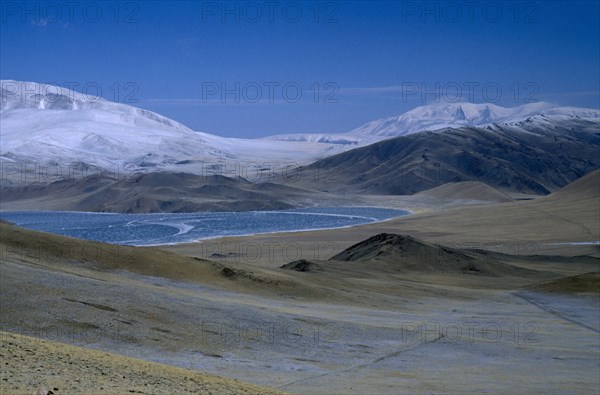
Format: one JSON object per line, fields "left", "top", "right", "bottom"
{"left": 326, "top": 232, "right": 538, "bottom": 276}
{"left": 415, "top": 181, "right": 514, "bottom": 203}
{"left": 0, "top": 172, "right": 312, "bottom": 213}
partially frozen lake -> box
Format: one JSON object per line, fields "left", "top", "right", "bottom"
{"left": 0, "top": 207, "right": 409, "bottom": 246}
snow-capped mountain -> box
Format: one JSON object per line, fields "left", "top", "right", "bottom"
{"left": 2, "top": 80, "right": 598, "bottom": 186}
{"left": 265, "top": 102, "right": 599, "bottom": 143}
{"left": 348, "top": 102, "right": 599, "bottom": 137}
{"left": 0, "top": 80, "right": 234, "bottom": 167}
{"left": 0, "top": 81, "right": 345, "bottom": 178}
{"left": 1, "top": 80, "right": 193, "bottom": 132}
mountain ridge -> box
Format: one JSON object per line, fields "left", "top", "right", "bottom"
{"left": 2, "top": 80, "right": 599, "bottom": 193}
{"left": 266, "top": 101, "right": 599, "bottom": 143}
{"left": 288, "top": 119, "right": 600, "bottom": 195}
{"left": 348, "top": 101, "right": 599, "bottom": 137}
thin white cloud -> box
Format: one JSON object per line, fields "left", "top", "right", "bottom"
{"left": 542, "top": 90, "right": 600, "bottom": 98}
{"left": 144, "top": 98, "right": 205, "bottom": 105}
{"left": 142, "top": 98, "right": 293, "bottom": 106}
{"left": 340, "top": 85, "right": 411, "bottom": 94}
{"left": 340, "top": 84, "right": 472, "bottom": 104}
{"left": 31, "top": 19, "right": 49, "bottom": 27}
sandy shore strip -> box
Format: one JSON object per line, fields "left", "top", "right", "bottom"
{"left": 162, "top": 194, "right": 600, "bottom": 268}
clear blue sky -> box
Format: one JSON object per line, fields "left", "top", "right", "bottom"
{"left": 1, "top": 0, "right": 599, "bottom": 137}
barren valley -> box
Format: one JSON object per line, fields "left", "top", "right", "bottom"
{"left": 1, "top": 170, "right": 598, "bottom": 394}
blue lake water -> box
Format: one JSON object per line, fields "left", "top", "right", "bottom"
{"left": 0, "top": 207, "right": 409, "bottom": 246}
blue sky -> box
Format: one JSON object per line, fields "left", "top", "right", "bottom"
{"left": 1, "top": 1, "right": 599, "bottom": 137}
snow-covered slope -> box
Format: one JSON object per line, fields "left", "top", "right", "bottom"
{"left": 0, "top": 81, "right": 234, "bottom": 167}
{"left": 1, "top": 80, "right": 196, "bottom": 132}
{"left": 261, "top": 133, "right": 363, "bottom": 145}
{"left": 265, "top": 102, "right": 599, "bottom": 143}
{"left": 0, "top": 81, "right": 345, "bottom": 176}
{"left": 349, "top": 102, "right": 599, "bottom": 137}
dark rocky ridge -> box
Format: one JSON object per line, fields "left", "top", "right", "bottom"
{"left": 287, "top": 118, "right": 600, "bottom": 195}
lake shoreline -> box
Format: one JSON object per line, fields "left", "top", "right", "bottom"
{"left": 0, "top": 207, "right": 412, "bottom": 247}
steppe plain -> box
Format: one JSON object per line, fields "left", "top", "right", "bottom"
{"left": 1, "top": 170, "right": 598, "bottom": 394}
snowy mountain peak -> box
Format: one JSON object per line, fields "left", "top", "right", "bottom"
{"left": 1, "top": 80, "right": 192, "bottom": 132}
{"left": 349, "top": 101, "right": 599, "bottom": 137}
{"left": 0, "top": 80, "right": 231, "bottom": 169}
{"left": 453, "top": 105, "right": 467, "bottom": 120}
{"left": 1, "top": 80, "right": 107, "bottom": 111}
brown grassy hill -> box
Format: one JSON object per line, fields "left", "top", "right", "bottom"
{"left": 0, "top": 172, "right": 309, "bottom": 213}
{"left": 326, "top": 233, "right": 539, "bottom": 277}
{"left": 525, "top": 271, "right": 600, "bottom": 294}
{"left": 0, "top": 331, "right": 285, "bottom": 395}
{"left": 0, "top": 221, "right": 307, "bottom": 297}
{"left": 416, "top": 181, "right": 514, "bottom": 202}
{"left": 543, "top": 168, "right": 600, "bottom": 201}
{"left": 385, "top": 169, "right": 600, "bottom": 248}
